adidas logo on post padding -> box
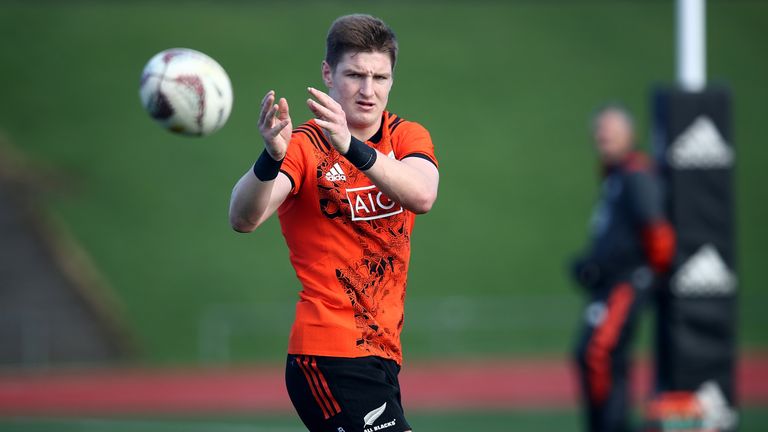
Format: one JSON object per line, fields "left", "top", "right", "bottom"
{"left": 672, "top": 244, "right": 737, "bottom": 297}
{"left": 668, "top": 116, "right": 733, "bottom": 169}
{"left": 325, "top": 163, "right": 346, "bottom": 182}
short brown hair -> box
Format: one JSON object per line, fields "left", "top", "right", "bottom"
{"left": 325, "top": 14, "right": 398, "bottom": 71}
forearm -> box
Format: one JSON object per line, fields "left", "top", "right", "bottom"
{"left": 303, "top": 88, "right": 438, "bottom": 213}
{"left": 229, "top": 89, "right": 294, "bottom": 233}
{"left": 361, "top": 152, "right": 438, "bottom": 214}
{"left": 229, "top": 150, "right": 291, "bottom": 232}
{"left": 229, "top": 172, "right": 277, "bottom": 232}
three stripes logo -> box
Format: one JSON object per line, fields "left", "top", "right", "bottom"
{"left": 668, "top": 116, "right": 733, "bottom": 169}
{"left": 671, "top": 244, "right": 737, "bottom": 297}
{"left": 295, "top": 356, "right": 341, "bottom": 420}
{"left": 325, "top": 163, "right": 347, "bottom": 182}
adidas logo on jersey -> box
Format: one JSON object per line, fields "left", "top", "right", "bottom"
{"left": 668, "top": 116, "right": 733, "bottom": 169}
{"left": 325, "top": 163, "right": 347, "bottom": 182}
{"left": 671, "top": 244, "right": 737, "bottom": 297}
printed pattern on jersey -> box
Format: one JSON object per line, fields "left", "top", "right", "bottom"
{"left": 297, "top": 121, "right": 409, "bottom": 360}
{"left": 279, "top": 112, "right": 437, "bottom": 364}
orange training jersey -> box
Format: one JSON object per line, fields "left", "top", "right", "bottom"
{"left": 278, "top": 111, "right": 438, "bottom": 365}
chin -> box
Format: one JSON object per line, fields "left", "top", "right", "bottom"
{"left": 348, "top": 110, "right": 383, "bottom": 129}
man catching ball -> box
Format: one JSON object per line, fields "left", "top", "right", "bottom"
{"left": 229, "top": 14, "right": 439, "bottom": 432}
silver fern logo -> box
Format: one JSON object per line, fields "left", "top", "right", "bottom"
{"left": 362, "top": 402, "right": 397, "bottom": 431}
{"left": 364, "top": 403, "right": 387, "bottom": 426}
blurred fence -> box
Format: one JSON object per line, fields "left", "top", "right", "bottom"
{"left": 197, "top": 294, "right": 581, "bottom": 363}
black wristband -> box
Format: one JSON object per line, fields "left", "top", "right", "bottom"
{"left": 343, "top": 137, "right": 377, "bottom": 171}
{"left": 252, "top": 149, "right": 284, "bottom": 181}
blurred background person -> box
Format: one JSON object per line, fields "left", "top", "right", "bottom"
{"left": 571, "top": 105, "right": 676, "bottom": 432}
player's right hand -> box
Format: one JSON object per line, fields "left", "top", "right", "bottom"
{"left": 258, "top": 90, "right": 292, "bottom": 161}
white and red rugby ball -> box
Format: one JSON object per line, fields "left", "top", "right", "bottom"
{"left": 139, "top": 48, "right": 233, "bottom": 136}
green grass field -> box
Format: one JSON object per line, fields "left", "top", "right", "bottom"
{"left": 0, "top": 411, "right": 581, "bottom": 432}
{"left": 2, "top": 408, "right": 768, "bottom": 432}
{"left": 0, "top": 1, "right": 766, "bottom": 365}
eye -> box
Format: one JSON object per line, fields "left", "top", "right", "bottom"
{"left": 374, "top": 75, "right": 390, "bottom": 81}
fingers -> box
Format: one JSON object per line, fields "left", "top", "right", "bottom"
{"left": 306, "top": 87, "right": 349, "bottom": 152}
{"left": 258, "top": 90, "right": 275, "bottom": 126}
{"left": 264, "top": 119, "right": 290, "bottom": 139}
{"left": 276, "top": 119, "right": 290, "bottom": 132}
{"left": 306, "top": 88, "right": 342, "bottom": 127}
{"left": 265, "top": 103, "right": 279, "bottom": 123}
{"left": 313, "top": 118, "right": 331, "bottom": 130}
{"left": 277, "top": 97, "right": 290, "bottom": 120}
{"left": 260, "top": 90, "right": 274, "bottom": 107}
{"left": 307, "top": 87, "right": 340, "bottom": 112}
{"left": 306, "top": 98, "right": 335, "bottom": 120}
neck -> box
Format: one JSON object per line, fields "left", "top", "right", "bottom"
{"left": 604, "top": 148, "right": 634, "bottom": 166}
{"left": 349, "top": 119, "right": 382, "bottom": 142}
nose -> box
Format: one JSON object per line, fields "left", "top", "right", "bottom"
{"left": 359, "top": 76, "right": 374, "bottom": 98}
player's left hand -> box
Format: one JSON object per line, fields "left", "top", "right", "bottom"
{"left": 306, "top": 87, "right": 351, "bottom": 154}
{"left": 570, "top": 256, "right": 603, "bottom": 291}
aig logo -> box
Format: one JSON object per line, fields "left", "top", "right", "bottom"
{"left": 345, "top": 185, "right": 403, "bottom": 221}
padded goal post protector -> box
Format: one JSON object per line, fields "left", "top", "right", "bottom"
{"left": 651, "top": 86, "right": 737, "bottom": 407}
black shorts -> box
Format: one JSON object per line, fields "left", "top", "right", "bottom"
{"left": 285, "top": 354, "right": 411, "bottom": 432}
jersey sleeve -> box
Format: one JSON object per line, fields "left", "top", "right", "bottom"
{"left": 391, "top": 121, "right": 439, "bottom": 168}
{"left": 279, "top": 132, "right": 309, "bottom": 195}
{"left": 626, "top": 171, "right": 676, "bottom": 273}
{"left": 626, "top": 171, "right": 663, "bottom": 225}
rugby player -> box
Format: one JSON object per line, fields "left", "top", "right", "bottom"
{"left": 229, "top": 14, "right": 439, "bottom": 432}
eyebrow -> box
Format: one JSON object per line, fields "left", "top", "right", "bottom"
{"left": 342, "top": 66, "right": 391, "bottom": 77}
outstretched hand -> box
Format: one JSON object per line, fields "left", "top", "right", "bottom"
{"left": 258, "top": 90, "right": 292, "bottom": 160}
{"left": 306, "top": 87, "right": 351, "bottom": 154}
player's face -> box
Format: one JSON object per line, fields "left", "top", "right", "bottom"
{"left": 593, "top": 110, "right": 634, "bottom": 165}
{"left": 323, "top": 51, "right": 393, "bottom": 133}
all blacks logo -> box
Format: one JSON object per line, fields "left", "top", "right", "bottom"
{"left": 345, "top": 185, "right": 403, "bottom": 221}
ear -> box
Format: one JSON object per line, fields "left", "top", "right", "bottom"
{"left": 321, "top": 61, "right": 333, "bottom": 88}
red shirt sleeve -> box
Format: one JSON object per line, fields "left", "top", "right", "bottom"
{"left": 391, "top": 121, "right": 438, "bottom": 168}
{"left": 279, "top": 130, "right": 310, "bottom": 195}
{"left": 642, "top": 221, "right": 676, "bottom": 274}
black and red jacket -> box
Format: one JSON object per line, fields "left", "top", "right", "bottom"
{"left": 579, "top": 151, "right": 675, "bottom": 286}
